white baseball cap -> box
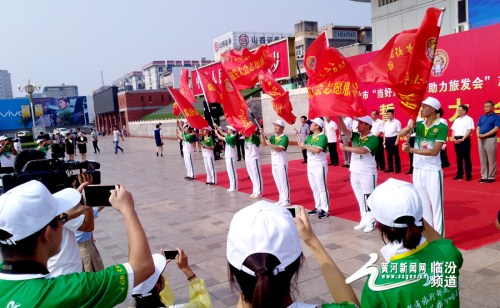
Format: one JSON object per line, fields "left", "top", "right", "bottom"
{"left": 132, "top": 253, "right": 167, "bottom": 296}
{"left": 182, "top": 123, "right": 190, "bottom": 129}
{"left": 0, "top": 135, "right": 7, "bottom": 141}
{"left": 226, "top": 125, "right": 236, "bottom": 132}
{"left": 422, "top": 97, "right": 441, "bottom": 110}
{"left": 367, "top": 178, "right": 423, "bottom": 228}
{"left": 227, "top": 200, "right": 302, "bottom": 276}
{"left": 355, "top": 116, "right": 373, "bottom": 126}
{"left": 0, "top": 180, "right": 81, "bottom": 245}
{"left": 311, "top": 117, "right": 324, "bottom": 128}
{"left": 272, "top": 119, "right": 285, "bottom": 127}
{"left": 36, "top": 139, "right": 44, "bottom": 144}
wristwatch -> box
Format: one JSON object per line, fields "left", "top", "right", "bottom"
{"left": 60, "top": 213, "right": 69, "bottom": 224}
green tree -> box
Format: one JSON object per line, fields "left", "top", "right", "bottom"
{"left": 19, "top": 116, "right": 32, "bottom": 130}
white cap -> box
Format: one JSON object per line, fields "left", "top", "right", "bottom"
{"left": 36, "top": 139, "right": 44, "bottom": 144}
{"left": 0, "top": 180, "right": 81, "bottom": 245}
{"left": 367, "top": 178, "right": 423, "bottom": 228}
{"left": 227, "top": 200, "right": 302, "bottom": 276}
{"left": 226, "top": 125, "right": 236, "bottom": 132}
{"left": 182, "top": 123, "right": 189, "bottom": 129}
{"left": 272, "top": 119, "right": 285, "bottom": 127}
{"left": 355, "top": 116, "right": 373, "bottom": 126}
{"left": 0, "top": 135, "right": 7, "bottom": 141}
{"left": 132, "top": 254, "right": 167, "bottom": 296}
{"left": 422, "top": 97, "right": 441, "bottom": 110}
{"left": 311, "top": 118, "right": 324, "bottom": 128}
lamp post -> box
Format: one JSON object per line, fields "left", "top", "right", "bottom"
{"left": 18, "top": 79, "right": 41, "bottom": 136}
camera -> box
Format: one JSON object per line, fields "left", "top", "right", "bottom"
{"left": 1, "top": 158, "right": 101, "bottom": 194}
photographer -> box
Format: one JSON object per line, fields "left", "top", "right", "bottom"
{"left": 36, "top": 138, "right": 52, "bottom": 154}
{"left": 0, "top": 136, "right": 18, "bottom": 172}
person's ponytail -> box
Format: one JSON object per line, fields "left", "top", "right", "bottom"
{"left": 252, "top": 267, "right": 277, "bottom": 308}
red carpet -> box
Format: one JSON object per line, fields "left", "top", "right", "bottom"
{"left": 197, "top": 159, "right": 500, "bottom": 251}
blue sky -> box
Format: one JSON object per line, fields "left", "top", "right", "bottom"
{"left": 0, "top": 0, "right": 370, "bottom": 96}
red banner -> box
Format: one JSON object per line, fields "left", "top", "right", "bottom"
{"left": 220, "top": 45, "right": 275, "bottom": 90}
{"left": 258, "top": 70, "right": 296, "bottom": 125}
{"left": 220, "top": 67, "right": 257, "bottom": 137}
{"left": 172, "top": 102, "right": 180, "bottom": 117}
{"left": 357, "top": 8, "right": 443, "bottom": 120}
{"left": 305, "top": 32, "right": 366, "bottom": 118}
{"left": 168, "top": 87, "right": 208, "bottom": 129}
{"left": 180, "top": 69, "right": 196, "bottom": 103}
{"left": 197, "top": 69, "right": 222, "bottom": 104}
{"left": 349, "top": 23, "right": 500, "bottom": 165}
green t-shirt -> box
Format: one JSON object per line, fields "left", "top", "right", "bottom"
{"left": 269, "top": 134, "right": 289, "bottom": 150}
{"left": 413, "top": 120, "right": 448, "bottom": 171}
{"left": 304, "top": 133, "right": 328, "bottom": 164}
{"left": 201, "top": 136, "right": 214, "bottom": 147}
{"left": 350, "top": 132, "right": 378, "bottom": 175}
{"left": 0, "top": 264, "right": 130, "bottom": 308}
{"left": 225, "top": 134, "right": 236, "bottom": 147}
{"left": 183, "top": 132, "right": 196, "bottom": 143}
{"left": 245, "top": 134, "right": 260, "bottom": 147}
{"left": 361, "top": 239, "right": 462, "bottom": 308}
{"left": 269, "top": 134, "right": 289, "bottom": 165}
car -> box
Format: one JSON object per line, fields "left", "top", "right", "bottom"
{"left": 16, "top": 130, "right": 33, "bottom": 137}
{"left": 81, "top": 126, "right": 95, "bottom": 135}
{"left": 52, "top": 128, "right": 70, "bottom": 137}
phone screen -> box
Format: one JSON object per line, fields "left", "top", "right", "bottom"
{"left": 286, "top": 206, "right": 297, "bottom": 218}
{"left": 163, "top": 250, "right": 179, "bottom": 260}
{"left": 83, "top": 185, "right": 115, "bottom": 207}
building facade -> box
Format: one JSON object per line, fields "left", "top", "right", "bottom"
{"left": 0, "top": 70, "right": 13, "bottom": 99}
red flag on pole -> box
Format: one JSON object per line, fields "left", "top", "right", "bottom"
{"left": 220, "top": 67, "right": 257, "bottom": 137}
{"left": 168, "top": 87, "right": 208, "bottom": 129}
{"left": 180, "top": 69, "right": 196, "bottom": 103}
{"left": 220, "top": 45, "right": 275, "bottom": 90}
{"left": 197, "top": 69, "right": 222, "bottom": 104}
{"left": 305, "top": 32, "right": 366, "bottom": 118}
{"left": 258, "top": 70, "right": 297, "bottom": 125}
{"left": 172, "top": 102, "right": 180, "bottom": 117}
{"left": 357, "top": 7, "right": 444, "bottom": 119}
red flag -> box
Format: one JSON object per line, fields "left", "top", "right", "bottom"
{"left": 168, "top": 87, "right": 208, "bottom": 129}
{"left": 220, "top": 67, "right": 257, "bottom": 137}
{"left": 305, "top": 32, "right": 366, "bottom": 118}
{"left": 258, "top": 70, "right": 297, "bottom": 125}
{"left": 197, "top": 69, "right": 222, "bottom": 104}
{"left": 172, "top": 102, "right": 180, "bottom": 117}
{"left": 357, "top": 7, "right": 443, "bottom": 119}
{"left": 180, "top": 69, "right": 196, "bottom": 103}
{"left": 221, "top": 45, "right": 274, "bottom": 90}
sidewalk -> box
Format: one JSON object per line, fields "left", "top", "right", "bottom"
{"left": 90, "top": 136, "right": 500, "bottom": 307}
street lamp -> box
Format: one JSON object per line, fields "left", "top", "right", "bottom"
{"left": 18, "top": 79, "right": 41, "bottom": 135}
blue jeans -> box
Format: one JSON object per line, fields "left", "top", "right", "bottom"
{"left": 114, "top": 141, "right": 123, "bottom": 154}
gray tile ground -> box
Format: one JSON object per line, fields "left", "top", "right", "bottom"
{"left": 78, "top": 136, "right": 500, "bottom": 307}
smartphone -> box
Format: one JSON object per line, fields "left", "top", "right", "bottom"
{"left": 163, "top": 250, "right": 179, "bottom": 260}
{"left": 286, "top": 206, "right": 300, "bottom": 218}
{"left": 83, "top": 185, "right": 115, "bottom": 207}
{"left": 364, "top": 194, "right": 371, "bottom": 212}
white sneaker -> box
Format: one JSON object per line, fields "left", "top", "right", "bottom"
{"left": 249, "top": 194, "right": 255, "bottom": 198}
{"left": 363, "top": 222, "right": 376, "bottom": 233}
{"left": 250, "top": 194, "right": 262, "bottom": 199}
{"left": 227, "top": 188, "right": 237, "bottom": 192}
{"left": 354, "top": 224, "right": 366, "bottom": 231}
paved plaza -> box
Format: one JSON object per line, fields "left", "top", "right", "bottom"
{"left": 82, "top": 136, "right": 499, "bottom": 307}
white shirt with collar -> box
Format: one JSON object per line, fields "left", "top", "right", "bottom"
{"left": 451, "top": 115, "right": 474, "bottom": 137}
{"left": 384, "top": 118, "right": 401, "bottom": 137}
{"left": 324, "top": 120, "right": 338, "bottom": 143}
{"left": 371, "top": 118, "right": 384, "bottom": 137}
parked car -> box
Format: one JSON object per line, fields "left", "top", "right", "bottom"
{"left": 17, "top": 130, "right": 32, "bottom": 137}
{"left": 51, "top": 128, "right": 70, "bottom": 138}
{"left": 81, "top": 126, "right": 95, "bottom": 135}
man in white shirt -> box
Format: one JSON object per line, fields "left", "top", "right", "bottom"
{"left": 340, "top": 116, "right": 353, "bottom": 167}
{"left": 383, "top": 109, "right": 401, "bottom": 173}
{"left": 370, "top": 110, "right": 385, "bottom": 171}
{"left": 324, "top": 117, "right": 339, "bottom": 166}
{"left": 298, "top": 116, "right": 310, "bottom": 163}
{"left": 451, "top": 105, "right": 475, "bottom": 181}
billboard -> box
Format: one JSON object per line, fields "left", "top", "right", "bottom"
{"left": 192, "top": 38, "right": 296, "bottom": 96}
{"left": 468, "top": 0, "right": 500, "bottom": 29}
{"left": 348, "top": 23, "right": 500, "bottom": 164}
{"left": 213, "top": 31, "right": 292, "bottom": 61}
{"left": 93, "top": 86, "right": 118, "bottom": 115}
{"left": 0, "top": 96, "right": 88, "bottom": 131}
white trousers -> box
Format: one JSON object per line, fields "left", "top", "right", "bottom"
{"left": 203, "top": 156, "right": 216, "bottom": 184}
{"left": 225, "top": 157, "right": 238, "bottom": 190}
{"left": 350, "top": 172, "right": 376, "bottom": 225}
{"left": 307, "top": 163, "right": 330, "bottom": 212}
{"left": 183, "top": 150, "right": 194, "bottom": 178}
{"left": 413, "top": 168, "right": 445, "bottom": 236}
{"left": 272, "top": 164, "right": 290, "bottom": 205}
{"left": 246, "top": 158, "right": 263, "bottom": 195}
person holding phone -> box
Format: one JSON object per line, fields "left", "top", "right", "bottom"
{"left": 337, "top": 115, "right": 378, "bottom": 233}
{"left": 133, "top": 249, "right": 213, "bottom": 308}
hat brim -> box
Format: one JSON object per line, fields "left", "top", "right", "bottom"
{"left": 272, "top": 122, "right": 284, "bottom": 127}
{"left": 132, "top": 254, "right": 167, "bottom": 295}
{"left": 226, "top": 125, "right": 236, "bottom": 131}
{"left": 53, "top": 188, "right": 83, "bottom": 216}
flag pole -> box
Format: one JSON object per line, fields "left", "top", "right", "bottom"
{"left": 324, "top": 29, "right": 330, "bottom": 48}
{"left": 196, "top": 67, "right": 216, "bottom": 126}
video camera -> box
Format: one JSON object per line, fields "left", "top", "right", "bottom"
{"left": 1, "top": 158, "right": 101, "bottom": 194}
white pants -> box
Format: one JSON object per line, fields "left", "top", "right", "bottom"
{"left": 413, "top": 168, "right": 444, "bottom": 236}
{"left": 203, "top": 156, "right": 216, "bottom": 184}
{"left": 246, "top": 158, "right": 263, "bottom": 196}
{"left": 350, "top": 172, "right": 376, "bottom": 225}
{"left": 272, "top": 164, "right": 289, "bottom": 205}
{"left": 226, "top": 157, "right": 238, "bottom": 190}
{"left": 307, "top": 163, "right": 330, "bottom": 212}
{"left": 183, "top": 150, "right": 194, "bottom": 178}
